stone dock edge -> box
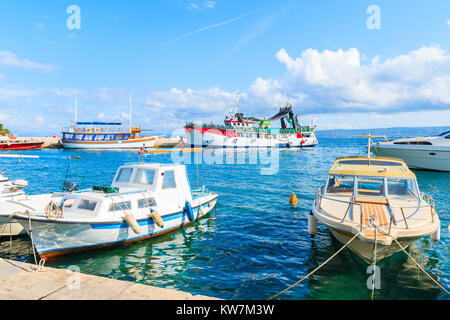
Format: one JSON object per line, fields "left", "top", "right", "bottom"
{"left": 0, "top": 258, "right": 220, "bottom": 300}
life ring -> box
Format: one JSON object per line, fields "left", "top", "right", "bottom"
{"left": 184, "top": 201, "right": 195, "bottom": 222}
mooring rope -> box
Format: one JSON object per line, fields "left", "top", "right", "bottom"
{"left": 372, "top": 223, "right": 450, "bottom": 296}
{"left": 371, "top": 222, "right": 378, "bottom": 301}
{"left": 268, "top": 227, "right": 367, "bottom": 300}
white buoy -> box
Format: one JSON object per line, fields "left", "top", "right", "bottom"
{"left": 431, "top": 222, "right": 440, "bottom": 243}
{"left": 308, "top": 211, "right": 318, "bottom": 237}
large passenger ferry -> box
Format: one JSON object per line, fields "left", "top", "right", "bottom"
{"left": 61, "top": 97, "right": 160, "bottom": 149}
{"left": 184, "top": 102, "right": 318, "bottom": 148}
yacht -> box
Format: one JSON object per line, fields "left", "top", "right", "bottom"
{"left": 371, "top": 130, "right": 450, "bottom": 171}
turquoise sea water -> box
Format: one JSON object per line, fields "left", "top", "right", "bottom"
{"left": 0, "top": 138, "right": 448, "bottom": 300}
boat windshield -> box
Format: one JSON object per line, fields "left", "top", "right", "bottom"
{"left": 357, "top": 178, "right": 384, "bottom": 197}
{"left": 134, "top": 169, "right": 155, "bottom": 185}
{"left": 436, "top": 130, "right": 450, "bottom": 136}
{"left": 326, "top": 176, "right": 354, "bottom": 195}
{"left": 386, "top": 178, "right": 418, "bottom": 199}
{"left": 115, "top": 168, "right": 133, "bottom": 183}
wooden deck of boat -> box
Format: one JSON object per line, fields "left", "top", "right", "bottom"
{"left": 0, "top": 258, "right": 219, "bottom": 300}
{"left": 354, "top": 197, "right": 391, "bottom": 241}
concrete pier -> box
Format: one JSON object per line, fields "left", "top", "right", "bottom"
{"left": 0, "top": 259, "right": 218, "bottom": 300}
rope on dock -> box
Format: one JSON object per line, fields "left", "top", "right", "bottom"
{"left": 373, "top": 223, "right": 450, "bottom": 296}
{"left": 267, "top": 227, "right": 366, "bottom": 300}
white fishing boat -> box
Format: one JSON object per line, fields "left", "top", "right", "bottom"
{"left": 371, "top": 130, "right": 450, "bottom": 171}
{"left": 185, "top": 99, "right": 318, "bottom": 148}
{"left": 310, "top": 138, "right": 441, "bottom": 263}
{"left": 7, "top": 162, "right": 218, "bottom": 260}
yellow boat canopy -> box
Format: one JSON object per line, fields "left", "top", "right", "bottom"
{"left": 328, "top": 156, "right": 416, "bottom": 178}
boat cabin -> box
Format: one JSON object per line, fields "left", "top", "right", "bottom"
{"left": 62, "top": 122, "right": 143, "bottom": 142}
{"left": 58, "top": 163, "right": 194, "bottom": 218}
{"left": 324, "top": 156, "right": 420, "bottom": 201}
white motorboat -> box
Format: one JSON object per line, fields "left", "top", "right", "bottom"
{"left": 7, "top": 162, "right": 218, "bottom": 260}
{"left": 371, "top": 130, "right": 450, "bottom": 171}
{"left": 311, "top": 155, "right": 441, "bottom": 263}
{"left": 0, "top": 172, "right": 30, "bottom": 237}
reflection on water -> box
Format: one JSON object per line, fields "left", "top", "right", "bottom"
{"left": 0, "top": 138, "right": 448, "bottom": 300}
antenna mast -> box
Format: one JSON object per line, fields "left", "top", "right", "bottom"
{"left": 129, "top": 94, "right": 132, "bottom": 133}
{"left": 74, "top": 97, "right": 78, "bottom": 125}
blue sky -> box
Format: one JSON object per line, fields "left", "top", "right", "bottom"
{"left": 0, "top": 0, "right": 449, "bottom": 136}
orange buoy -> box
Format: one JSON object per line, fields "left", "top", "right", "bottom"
{"left": 289, "top": 192, "right": 299, "bottom": 207}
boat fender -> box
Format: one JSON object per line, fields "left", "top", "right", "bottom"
{"left": 150, "top": 209, "right": 164, "bottom": 228}
{"left": 431, "top": 221, "right": 440, "bottom": 243}
{"left": 184, "top": 201, "right": 195, "bottom": 222}
{"left": 124, "top": 213, "right": 142, "bottom": 235}
{"left": 308, "top": 211, "right": 318, "bottom": 238}
{"left": 289, "top": 192, "right": 298, "bottom": 207}
{"left": 198, "top": 206, "right": 206, "bottom": 217}
{"left": 209, "top": 200, "right": 216, "bottom": 209}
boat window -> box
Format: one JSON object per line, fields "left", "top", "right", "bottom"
{"left": 326, "top": 176, "right": 354, "bottom": 195}
{"left": 83, "top": 134, "right": 94, "bottom": 141}
{"left": 387, "top": 179, "right": 418, "bottom": 199}
{"left": 356, "top": 178, "right": 384, "bottom": 197}
{"left": 74, "top": 134, "right": 84, "bottom": 141}
{"left": 115, "top": 168, "right": 133, "bottom": 183}
{"left": 116, "top": 134, "right": 124, "bottom": 140}
{"left": 162, "top": 170, "right": 176, "bottom": 189}
{"left": 94, "top": 134, "right": 105, "bottom": 141}
{"left": 109, "top": 201, "right": 131, "bottom": 211}
{"left": 393, "top": 141, "right": 432, "bottom": 145}
{"left": 78, "top": 199, "right": 98, "bottom": 211}
{"left": 138, "top": 198, "right": 156, "bottom": 208}
{"left": 436, "top": 130, "right": 450, "bottom": 137}
{"left": 63, "top": 133, "right": 74, "bottom": 140}
{"left": 134, "top": 169, "right": 155, "bottom": 185}
{"left": 105, "top": 134, "right": 115, "bottom": 141}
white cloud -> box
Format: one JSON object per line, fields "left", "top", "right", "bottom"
{"left": 35, "top": 116, "right": 44, "bottom": 125}
{"left": 204, "top": 1, "right": 216, "bottom": 8}
{"left": 447, "top": 20, "right": 450, "bottom": 26}
{"left": 0, "top": 51, "right": 56, "bottom": 73}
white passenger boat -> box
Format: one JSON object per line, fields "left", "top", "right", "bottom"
{"left": 371, "top": 130, "right": 450, "bottom": 171}
{"left": 8, "top": 163, "right": 218, "bottom": 260}
{"left": 311, "top": 155, "right": 441, "bottom": 263}
{"left": 61, "top": 97, "right": 160, "bottom": 150}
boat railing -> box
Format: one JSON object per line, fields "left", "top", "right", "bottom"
{"left": 315, "top": 189, "right": 434, "bottom": 231}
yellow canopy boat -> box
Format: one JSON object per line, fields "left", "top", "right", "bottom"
{"left": 311, "top": 155, "right": 441, "bottom": 263}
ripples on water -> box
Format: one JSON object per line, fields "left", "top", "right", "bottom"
{"left": 0, "top": 138, "right": 448, "bottom": 300}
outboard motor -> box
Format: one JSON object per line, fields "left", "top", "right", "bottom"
{"left": 63, "top": 181, "right": 79, "bottom": 192}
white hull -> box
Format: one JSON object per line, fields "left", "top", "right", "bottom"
{"left": 14, "top": 195, "right": 217, "bottom": 259}
{"left": 62, "top": 137, "right": 158, "bottom": 149}
{"left": 372, "top": 145, "right": 450, "bottom": 171}
{"left": 187, "top": 130, "right": 318, "bottom": 148}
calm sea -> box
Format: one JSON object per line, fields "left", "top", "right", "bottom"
{"left": 0, "top": 138, "right": 448, "bottom": 300}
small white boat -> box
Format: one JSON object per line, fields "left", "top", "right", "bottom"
{"left": 0, "top": 172, "right": 30, "bottom": 237}
{"left": 311, "top": 155, "right": 441, "bottom": 263}
{"left": 8, "top": 163, "right": 218, "bottom": 260}
{"left": 371, "top": 130, "right": 450, "bottom": 171}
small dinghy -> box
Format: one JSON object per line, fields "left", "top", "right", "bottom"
{"left": 311, "top": 155, "right": 441, "bottom": 263}
{"left": 8, "top": 163, "right": 218, "bottom": 260}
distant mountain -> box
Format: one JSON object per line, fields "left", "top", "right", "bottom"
{"left": 316, "top": 126, "right": 450, "bottom": 139}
